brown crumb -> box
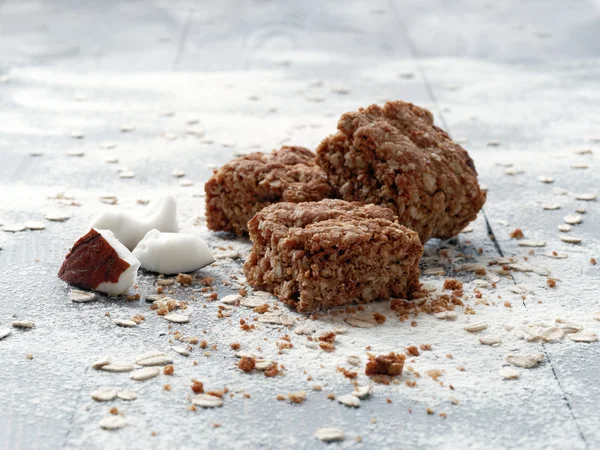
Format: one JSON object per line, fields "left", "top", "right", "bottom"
{"left": 405, "top": 380, "right": 417, "bottom": 387}
{"left": 318, "top": 342, "right": 335, "bottom": 352}
{"left": 510, "top": 228, "right": 524, "bottom": 239}
{"left": 177, "top": 273, "right": 193, "bottom": 286}
{"left": 276, "top": 394, "right": 286, "bottom": 401}
{"left": 253, "top": 304, "right": 269, "bottom": 314}
{"left": 287, "top": 391, "right": 307, "bottom": 404}
{"left": 163, "top": 384, "right": 171, "bottom": 391}
{"left": 238, "top": 356, "right": 256, "bottom": 373}
{"left": 443, "top": 279, "right": 463, "bottom": 292}
{"left": 199, "top": 340, "right": 208, "bottom": 349}
{"left": 230, "top": 342, "right": 241, "bottom": 350}
{"left": 110, "top": 407, "right": 119, "bottom": 415}
{"left": 419, "top": 344, "right": 432, "bottom": 351}
{"left": 327, "top": 393, "right": 335, "bottom": 400}
{"left": 163, "top": 364, "right": 174, "bottom": 375}
{"left": 337, "top": 366, "right": 358, "bottom": 379}
{"left": 405, "top": 345, "right": 420, "bottom": 357}
{"left": 243, "top": 393, "right": 251, "bottom": 398}
{"left": 126, "top": 293, "right": 140, "bottom": 301}
{"left": 426, "top": 369, "right": 443, "bottom": 380}
{"left": 365, "top": 352, "right": 406, "bottom": 377}
{"left": 372, "top": 312, "right": 387, "bottom": 324}
{"left": 264, "top": 363, "right": 281, "bottom": 377}
{"left": 591, "top": 258, "right": 597, "bottom": 265}
{"left": 26, "top": 354, "right": 33, "bottom": 360}
{"left": 200, "top": 277, "right": 215, "bottom": 286}
{"left": 546, "top": 278, "right": 557, "bottom": 288}
{"left": 318, "top": 331, "right": 336, "bottom": 343}
{"left": 426, "top": 408, "right": 434, "bottom": 415}
{"left": 191, "top": 380, "right": 204, "bottom": 394}
{"left": 212, "top": 423, "right": 221, "bottom": 428}
{"left": 313, "top": 385, "right": 322, "bottom": 391}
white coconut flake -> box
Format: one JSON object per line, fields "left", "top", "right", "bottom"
{"left": 91, "top": 195, "right": 178, "bottom": 251}
{"left": 90, "top": 229, "right": 141, "bottom": 295}
{"left": 132, "top": 229, "right": 214, "bottom": 274}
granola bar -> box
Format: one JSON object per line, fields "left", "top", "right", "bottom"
{"left": 316, "top": 100, "right": 486, "bottom": 242}
{"left": 205, "top": 146, "right": 332, "bottom": 236}
{"left": 244, "top": 199, "right": 423, "bottom": 313}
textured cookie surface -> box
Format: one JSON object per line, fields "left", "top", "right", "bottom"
{"left": 205, "top": 146, "right": 332, "bottom": 236}
{"left": 316, "top": 100, "right": 486, "bottom": 242}
{"left": 244, "top": 199, "right": 423, "bottom": 313}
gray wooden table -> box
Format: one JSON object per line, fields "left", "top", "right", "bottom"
{"left": 1, "top": 1, "right": 599, "bottom": 449}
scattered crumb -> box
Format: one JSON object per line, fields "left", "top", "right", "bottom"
{"left": 163, "top": 365, "right": 174, "bottom": 375}
{"left": 510, "top": 228, "right": 524, "bottom": 239}
{"left": 288, "top": 391, "right": 307, "bottom": 404}
{"left": 238, "top": 356, "right": 256, "bottom": 373}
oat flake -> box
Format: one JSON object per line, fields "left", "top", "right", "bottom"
{"left": 499, "top": 367, "right": 520, "bottom": 380}
{"left": 114, "top": 319, "right": 137, "bottom": 328}
{"left": 11, "top": 320, "right": 34, "bottom": 329}
{"left": 314, "top": 428, "right": 344, "bottom": 442}
{"left": 164, "top": 314, "right": 189, "bottom": 324}
{"left": 117, "top": 390, "right": 137, "bottom": 401}
{"left": 568, "top": 333, "right": 598, "bottom": 343}
{"left": 337, "top": 394, "right": 360, "bottom": 407}
{"left": 479, "top": 336, "right": 502, "bottom": 346}
{"left": 518, "top": 240, "right": 546, "bottom": 248}
{"left": 344, "top": 317, "right": 377, "bottom": 328}
{"left": 130, "top": 367, "right": 160, "bottom": 381}
{"left": 91, "top": 388, "right": 117, "bottom": 402}
{"left": 560, "top": 235, "right": 582, "bottom": 244}
{"left": 464, "top": 323, "right": 488, "bottom": 333}
{"left": 99, "top": 416, "right": 127, "bottom": 430}
{"left": 192, "top": 394, "right": 223, "bottom": 408}
{"left": 505, "top": 354, "right": 544, "bottom": 368}
{"left": 69, "top": 290, "right": 96, "bottom": 303}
